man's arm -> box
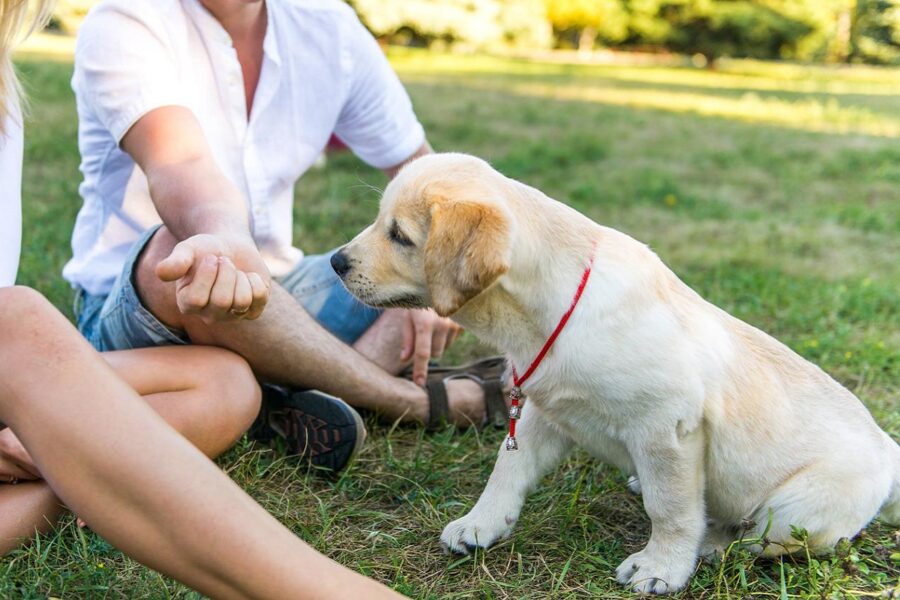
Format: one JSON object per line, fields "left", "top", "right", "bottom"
{"left": 122, "top": 106, "right": 270, "bottom": 322}
{"left": 381, "top": 140, "right": 432, "bottom": 181}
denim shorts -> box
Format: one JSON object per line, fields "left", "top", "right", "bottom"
{"left": 76, "top": 226, "right": 382, "bottom": 351}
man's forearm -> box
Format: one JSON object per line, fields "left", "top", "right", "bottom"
{"left": 146, "top": 156, "right": 251, "bottom": 242}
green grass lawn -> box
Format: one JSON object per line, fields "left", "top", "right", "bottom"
{"left": 4, "top": 47, "right": 898, "bottom": 598}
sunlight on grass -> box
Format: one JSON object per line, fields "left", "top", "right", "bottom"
{"left": 390, "top": 49, "right": 900, "bottom": 93}
{"left": 390, "top": 51, "right": 900, "bottom": 138}
{"left": 501, "top": 80, "right": 898, "bottom": 137}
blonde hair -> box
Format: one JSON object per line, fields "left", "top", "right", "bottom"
{"left": 1, "top": 0, "right": 54, "bottom": 135}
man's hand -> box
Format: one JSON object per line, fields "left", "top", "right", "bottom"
{"left": 401, "top": 308, "right": 462, "bottom": 386}
{"left": 156, "top": 233, "right": 271, "bottom": 323}
{"left": 0, "top": 428, "right": 40, "bottom": 483}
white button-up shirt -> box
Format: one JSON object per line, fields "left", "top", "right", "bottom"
{"left": 64, "top": 0, "right": 425, "bottom": 295}
{"left": 0, "top": 109, "right": 23, "bottom": 288}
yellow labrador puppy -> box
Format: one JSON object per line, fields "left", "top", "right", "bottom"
{"left": 332, "top": 153, "right": 900, "bottom": 594}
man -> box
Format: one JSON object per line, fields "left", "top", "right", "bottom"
{"left": 64, "top": 0, "right": 507, "bottom": 472}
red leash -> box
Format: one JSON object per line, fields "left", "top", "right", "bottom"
{"left": 506, "top": 252, "right": 595, "bottom": 450}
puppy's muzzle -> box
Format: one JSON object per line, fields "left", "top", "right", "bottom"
{"left": 330, "top": 249, "right": 351, "bottom": 278}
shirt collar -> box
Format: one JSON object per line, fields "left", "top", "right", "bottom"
{"left": 184, "top": 0, "right": 280, "bottom": 66}
{"left": 262, "top": 3, "right": 281, "bottom": 67}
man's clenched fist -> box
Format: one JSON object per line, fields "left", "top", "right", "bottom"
{"left": 156, "top": 233, "right": 271, "bottom": 323}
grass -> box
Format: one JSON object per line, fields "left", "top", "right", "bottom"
{"left": 4, "top": 43, "right": 898, "bottom": 598}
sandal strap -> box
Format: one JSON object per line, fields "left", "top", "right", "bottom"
{"left": 482, "top": 377, "right": 507, "bottom": 428}
{"left": 425, "top": 378, "right": 450, "bottom": 430}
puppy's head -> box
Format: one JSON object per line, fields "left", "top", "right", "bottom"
{"left": 333, "top": 153, "right": 512, "bottom": 316}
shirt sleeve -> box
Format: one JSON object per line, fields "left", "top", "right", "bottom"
{"left": 333, "top": 9, "right": 426, "bottom": 170}
{"left": 0, "top": 110, "right": 23, "bottom": 288}
{"left": 72, "top": 2, "right": 188, "bottom": 144}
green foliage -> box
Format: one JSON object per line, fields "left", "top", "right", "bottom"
{"left": 853, "top": 0, "right": 900, "bottom": 63}
{"left": 42, "top": 0, "right": 900, "bottom": 65}
{"left": 347, "top": 0, "right": 552, "bottom": 50}
{"left": 545, "top": 0, "right": 630, "bottom": 49}
{"left": 657, "top": 0, "right": 815, "bottom": 62}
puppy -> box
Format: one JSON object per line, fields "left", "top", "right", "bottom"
{"left": 333, "top": 153, "right": 900, "bottom": 594}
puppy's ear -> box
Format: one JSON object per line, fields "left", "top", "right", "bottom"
{"left": 425, "top": 201, "right": 510, "bottom": 316}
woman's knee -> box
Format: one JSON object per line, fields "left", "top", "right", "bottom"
{"left": 0, "top": 287, "right": 58, "bottom": 332}
{"left": 194, "top": 347, "right": 262, "bottom": 435}
{"left": 0, "top": 287, "right": 75, "bottom": 357}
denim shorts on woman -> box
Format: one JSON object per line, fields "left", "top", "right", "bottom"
{"left": 76, "top": 225, "right": 382, "bottom": 351}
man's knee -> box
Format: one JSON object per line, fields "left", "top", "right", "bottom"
{"left": 133, "top": 227, "right": 183, "bottom": 329}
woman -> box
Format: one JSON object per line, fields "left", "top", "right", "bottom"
{"left": 0, "top": 1, "right": 401, "bottom": 597}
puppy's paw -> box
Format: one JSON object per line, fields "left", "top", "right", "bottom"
{"left": 440, "top": 510, "right": 516, "bottom": 555}
{"left": 615, "top": 549, "right": 695, "bottom": 595}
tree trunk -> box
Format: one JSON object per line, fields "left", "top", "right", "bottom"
{"left": 833, "top": 1, "right": 855, "bottom": 63}
{"left": 834, "top": 7, "right": 853, "bottom": 62}
{"left": 578, "top": 26, "right": 597, "bottom": 55}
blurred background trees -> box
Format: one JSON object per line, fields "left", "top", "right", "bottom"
{"left": 50, "top": 0, "right": 900, "bottom": 65}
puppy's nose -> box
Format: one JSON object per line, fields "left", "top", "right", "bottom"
{"left": 331, "top": 250, "right": 351, "bottom": 278}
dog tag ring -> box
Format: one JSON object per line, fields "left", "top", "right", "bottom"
{"left": 506, "top": 386, "right": 523, "bottom": 451}
{"left": 508, "top": 386, "right": 523, "bottom": 419}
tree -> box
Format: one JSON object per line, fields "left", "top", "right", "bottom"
{"left": 349, "top": 0, "right": 551, "bottom": 51}
{"left": 674, "top": 1, "right": 813, "bottom": 64}
{"left": 545, "top": 0, "right": 629, "bottom": 53}
{"left": 851, "top": 0, "right": 900, "bottom": 63}
{"left": 626, "top": 0, "right": 815, "bottom": 65}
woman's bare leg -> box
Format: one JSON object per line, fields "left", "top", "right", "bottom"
{"left": 0, "top": 483, "right": 63, "bottom": 554}
{"left": 0, "top": 287, "right": 401, "bottom": 599}
{"left": 0, "top": 341, "right": 263, "bottom": 551}
{"left": 102, "top": 346, "right": 262, "bottom": 458}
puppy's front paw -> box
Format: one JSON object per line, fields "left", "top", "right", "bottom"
{"left": 615, "top": 549, "right": 695, "bottom": 595}
{"left": 440, "top": 510, "right": 516, "bottom": 554}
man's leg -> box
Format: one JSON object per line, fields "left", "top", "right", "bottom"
{"left": 136, "top": 227, "right": 487, "bottom": 425}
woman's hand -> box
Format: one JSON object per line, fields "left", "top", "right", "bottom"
{"left": 0, "top": 428, "right": 40, "bottom": 483}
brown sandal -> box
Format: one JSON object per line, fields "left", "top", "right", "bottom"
{"left": 404, "top": 356, "right": 508, "bottom": 430}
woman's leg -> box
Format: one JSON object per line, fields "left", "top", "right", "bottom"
{"left": 0, "top": 341, "right": 262, "bottom": 552}
{"left": 0, "top": 482, "right": 63, "bottom": 554}
{"left": 102, "top": 345, "right": 262, "bottom": 459}
{"left": 0, "top": 287, "right": 400, "bottom": 599}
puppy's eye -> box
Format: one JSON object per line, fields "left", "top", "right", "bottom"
{"left": 389, "top": 222, "right": 415, "bottom": 247}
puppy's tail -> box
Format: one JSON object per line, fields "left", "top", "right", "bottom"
{"left": 880, "top": 435, "right": 900, "bottom": 525}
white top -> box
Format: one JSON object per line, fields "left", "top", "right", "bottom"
{"left": 64, "top": 0, "right": 425, "bottom": 295}
{"left": 0, "top": 108, "right": 23, "bottom": 288}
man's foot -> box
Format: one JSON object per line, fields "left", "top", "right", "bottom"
{"left": 414, "top": 357, "right": 509, "bottom": 429}
{"left": 250, "top": 386, "right": 366, "bottom": 473}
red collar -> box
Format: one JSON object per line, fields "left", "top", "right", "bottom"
{"left": 506, "top": 251, "right": 595, "bottom": 450}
